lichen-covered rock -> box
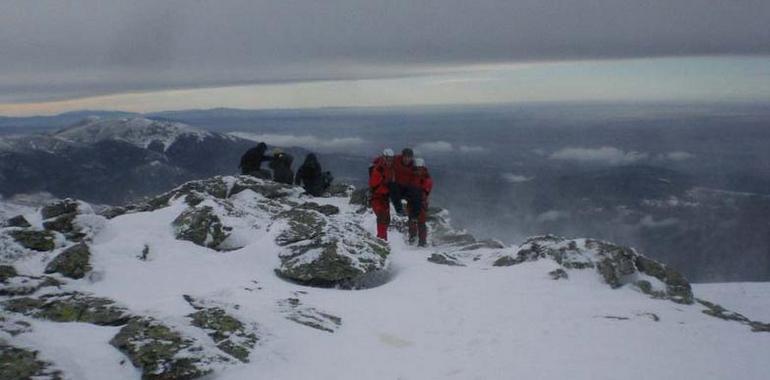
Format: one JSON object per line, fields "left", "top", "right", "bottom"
{"left": 0, "top": 265, "right": 17, "bottom": 283}
{"left": 9, "top": 230, "right": 56, "bottom": 251}
{"left": 188, "top": 307, "right": 258, "bottom": 362}
{"left": 42, "top": 212, "right": 78, "bottom": 234}
{"left": 697, "top": 299, "right": 770, "bottom": 333}
{"left": 0, "top": 275, "right": 61, "bottom": 297}
{"left": 4, "top": 215, "right": 31, "bottom": 228}
{"left": 0, "top": 342, "right": 63, "bottom": 380}
{"left": 278, "top": 298, "right": 342, "bottom": 333}
{"left": 110, "top": 317, "right": 226, "bottom": 380}
{"left": 427, "top": 253, "right": 465, "bottom": 267}
{"left": 549, "top": 268, "right": 569, "bottom": 280}
{"left": 493, "top": 235, "right": 694, "bottom": 304}
{"left": 172, "top": 206, "right": 229, "bottom": 249}
{"left": 297, "top": 202, "right": 339, "bottom": 216}
{"left": 154, "top": 176, "right": 298, "bottom": 211}
{"left": 274, "top": 207, "right": 389, "bottom": 288}
{"left": 274, "top": 209, "right": 326, "bottom": 246}
{"left": 44, "top": 243, "right": 92, "bottom": 279}
{"left": 3, "top": 292, "right": 130, "bottom": 326}
{"left": 40, "top": 199, "right": 80, "bottom": 220}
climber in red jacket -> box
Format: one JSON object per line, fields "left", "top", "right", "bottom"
{"left": 369, "top": 148, "right": 396, "bottom": 240}
{"left": 408, "top": 158, "right": 433, "bottom": 246}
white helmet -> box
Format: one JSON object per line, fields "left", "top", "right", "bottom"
{"left": 382, "top": 148, "right": 395, "bottom": 157}
{"left": 415, "top": 158, "right": 425, "bottom": 167}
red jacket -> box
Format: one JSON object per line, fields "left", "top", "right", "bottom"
{"left": 369, "top": 156, "right": 395, "bottom": 196}
{"left": 413, "top": 167, "right": 433, "bottom": 196}
{"left": 393, "top": 154, "right": 415, "bottom": 186}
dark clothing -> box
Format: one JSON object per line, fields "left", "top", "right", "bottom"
{"left": 239, "top": 143, "right": 273, "bottom": 175}
{"left": 295, "top": 154, "right": 330, "bottom": 196}
{"left": 269, "top": 152, "right": 294, "bottom": 184}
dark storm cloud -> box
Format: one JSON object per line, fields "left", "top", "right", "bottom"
{"left": 1, "top": 0, "right": 769, "bottom": 102}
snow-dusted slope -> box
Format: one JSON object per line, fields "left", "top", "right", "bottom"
{"left": 53, "top": 117, "right": 211, "bottom": 151}
{"left": 1, "top": 176, "right": 768, "bottom": 380}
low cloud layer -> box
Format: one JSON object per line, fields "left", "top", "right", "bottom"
{"left": 415, "top": 141, "right": 487, "bottom": 155}
{"left": 1, "top": 1, "right": 769, "bottom": 102}
{"left": 231, "top": 132, "right": 366, "bottom": 153}
{"left": 550, "top": 146, "right": 696, "bottom": 165}
{"left": 550, "top": 147, "right": 648, "bottom": 165}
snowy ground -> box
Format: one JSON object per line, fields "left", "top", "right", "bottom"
{"left": 3, "top": 189, "right": 770, "bottom": 380}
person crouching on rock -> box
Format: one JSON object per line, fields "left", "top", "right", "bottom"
{"left": 369, "top": 148, "right": 396, "bottom": 240}
{"left": 239, "top": 142, "right": 273, "bottom": 179}
{"left": 408, "top": 158, "right": 433, "bottom": 247}
{"left": 295, "top": 153, "right": 332, "bottom": 196}
{"left": 269, "top": 148, "right": 295, "bottom": 185}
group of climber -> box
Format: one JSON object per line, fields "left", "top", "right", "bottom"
{"left": 240, "top": 143, "right": 433, "bottom": 247}
{"left": 239, "top": 142, "right": 333, "bottom": 197}
{"left": 369, "top": 148, "right": 433, "bottom": 247}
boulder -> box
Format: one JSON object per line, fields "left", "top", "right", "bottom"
{"left": 172, "top": 206, "right": 229, "bottom": 249}
{"left": 274, "top": 207, "right": 389, "bottom": 288}
{"left": 44, "top": 243, "right": 92, "bottom": 279}
{"left": 4, "top": 215, "right": 31, "bottom": 228}
{"left": 278, "top": 297, "right": 342, "bottom": 333}
{"left": 348, "top": 188, "right": 369, "bottom": 206}
{"left": 9, "top": 230, "right": 55, "bottom": 251}
{"left": 110, "top": 317, "right": 227, "bottom": 380}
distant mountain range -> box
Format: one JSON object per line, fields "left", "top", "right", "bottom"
{"left": 0, "top": 117, "right": 257, "bottom": 204}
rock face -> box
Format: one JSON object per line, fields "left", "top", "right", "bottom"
{"left": 494, "top": 235, "right": 694, "bottom": 304}
{"left": 110, "top": 317, "right": 226, "bottom": 380}
{"left": 44, "top": 243, "right": 92, "bottom": 279}
{"left": 274, "top": 206, "right": 390, "bottom": 288}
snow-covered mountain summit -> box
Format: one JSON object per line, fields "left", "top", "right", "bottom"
{"left": 52, "top": 117, "right": 213, "bottom": 152}
{"left": 1, "top": 176, "right": 768, "bottom": 380}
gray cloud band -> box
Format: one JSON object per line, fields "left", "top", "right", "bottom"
{"left": 1, "top": 0, "right": 769, "bottom": 102}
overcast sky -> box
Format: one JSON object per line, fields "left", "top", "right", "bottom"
{"left": 1, "top": 1, "right": 769, "bottom": 115}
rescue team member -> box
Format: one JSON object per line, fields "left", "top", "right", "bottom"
{"left": 369, "top": 148, "right": 396, "bottom": 240}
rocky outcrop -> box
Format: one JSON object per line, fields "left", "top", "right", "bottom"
{"left": 493, "top": 235, "right": 694, "bottom": 304}
{"left": 188, "top": 307, "right": 258, "bottom": 362}
{"left": 2, "top": 292, "right": 130, "bottom": 326}
{"left": 110, "top": 317, "right": 227, "bottom": 380}
{"left": 0, "top": 275, "right": 61, "bottom": 297}
{"left": 697, "top": 299, "right": 770, "bottom": 333}
{"left": 0, "top": 342, "right": 62, "bottom": 380}
{"left": 44, "top": 243, "right": 92, "bottom": 279}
